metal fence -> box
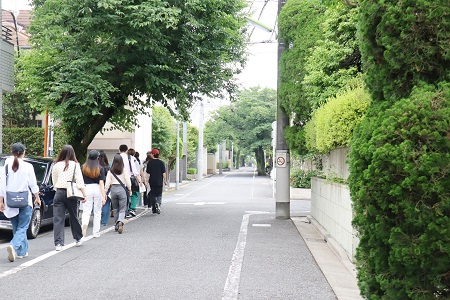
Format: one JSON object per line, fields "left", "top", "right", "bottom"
{"left": 1, "top": 25, "right": 14, "bottom": 45}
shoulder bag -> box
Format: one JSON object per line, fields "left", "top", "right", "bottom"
{"left": 66, "top": 163, "right": 84, "bottom": 201}
{"left": 5, "top": 165, "right": 29, "bottom": 208}
{"left": 128, "top": 155, "right": 140, "bottom": 192}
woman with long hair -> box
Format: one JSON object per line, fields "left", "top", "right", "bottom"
{"left": 104, "top": 154, "right": 131, "bottom": 234}
{"left": 99, "top": 150, "right": 112, "bottom": 226}
{"left": 0, "top": 143, "right": 41, "bottom": 262}
{"left": 81, "top": 150, "right": 107, "bottom": 238}
{"left": 52, "top": 145, "right": 87, "bottom": 251}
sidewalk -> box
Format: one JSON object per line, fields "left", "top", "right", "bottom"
{"left": 290, "top": 188, "right": 362, "bottom": 300}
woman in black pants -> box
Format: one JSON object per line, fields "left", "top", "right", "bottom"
{"left": 51, "top": 145, "right": 87, "bottom": 251}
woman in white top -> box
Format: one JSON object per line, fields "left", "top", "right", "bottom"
{"left": 51, "top": 145, "right": 87, "bottom": 251}
{"left": 0, "top": 143, "right": 41, "bottom": 262}
{"left": 104, "top": 154, "right": 132, "bottom": 234}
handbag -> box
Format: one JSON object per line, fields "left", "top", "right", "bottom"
{"left": 66, "top": 163, "right": 84, "bottom": 201}
{"left": 5, "top": 165, "right": 29, "bottom": 208}
{"left": 128, "top": 155, "right": 140, "bottom": 192}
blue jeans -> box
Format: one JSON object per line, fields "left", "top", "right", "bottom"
{"left": 9, "top": 205, "right": 33, "bottom": 256}
{"left": 101, "top": 197, "right": 111, "bottom": 226}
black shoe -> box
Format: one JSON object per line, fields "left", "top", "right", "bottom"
{"left": 125, "top": 213, "right": 133, "bottom": 219}
{"left": 129, "top": 210, "right": 136, "bottom": 217}
{"left": 115, "top": 223, "right": 119, "bottom": 232}
{"left": 155, "top": 203, "right": 160, "bottom": 214}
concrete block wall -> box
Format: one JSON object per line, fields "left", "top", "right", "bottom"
{"left": 321, "top": 147, "right": 350, "bottom": 180}
{"left": 311, "top": 177, "right": 357, "bottom": 260}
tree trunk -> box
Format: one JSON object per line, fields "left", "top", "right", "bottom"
{"left": 235, "top": 149, "right": 240, "bottom": 169}
{"left": 68, "top": 106, "right": 116, "bottom": 163}
{"left": 254, "top": 146, "right": 266, "bottom": 176}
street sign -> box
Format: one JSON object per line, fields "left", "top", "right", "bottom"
{"left": 276, "top": 152, "right": 287, "bottom": 168}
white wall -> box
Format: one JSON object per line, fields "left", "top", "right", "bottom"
{"left": 310, "top": 148, "right": 358, "bottom": 260}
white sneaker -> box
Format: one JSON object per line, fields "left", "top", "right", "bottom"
{"left": 76, "top": 238, "right": 84, "bottom": 247}
{"left": 55, "top": 244, "right": 63, "bottom": 251}
{"left": 7, "top": 245, "right": 16, "bottom": 262}
{"left": 93, "top": 233, "right": 100, "bottom": 238}
{"left": 17, "top": 252, "right": 29, "bottom": 259}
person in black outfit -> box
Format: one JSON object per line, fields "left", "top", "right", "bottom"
{"left": 145, "top": 148, "right": 167, "bottom": 214}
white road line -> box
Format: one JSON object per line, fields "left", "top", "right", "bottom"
{"left": 252, "top": 224, "right": 271, "bottom": 227}
{"left": 173, "top": 173, "right": 230, "bottom": 202}
{"left": 0, "top": 210, "right": 150, "bottom": 279}
{"left": 176, "top": 202, "right": 227, "bottom": 206}
{"left": 222, "top": 213, "right": 250, "bottom": 300}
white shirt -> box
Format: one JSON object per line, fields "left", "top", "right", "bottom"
{"left": 0, "top": 157, "right": 39, "bottom": 218}
{"left": 120, "top": 153, "right": 140, "bottom": 177}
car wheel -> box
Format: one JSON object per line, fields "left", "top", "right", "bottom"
{"left": 27, "top": 208, "right": 42, "bottom": 239}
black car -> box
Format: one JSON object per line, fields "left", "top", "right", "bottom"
{"left": 0, "top": 155, "right": 57, "bottom": 239}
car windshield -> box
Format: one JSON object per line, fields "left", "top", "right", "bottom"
{"left": 0, "top": 157, "right": 47, "bottom": 185}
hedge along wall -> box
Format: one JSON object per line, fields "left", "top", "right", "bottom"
{"left": 2, "top": 127, "right": 45, "bottom": 156}
{"left": 349, "top": 1, "right": 450, "bottom": 298}
{"left": 305, "top": 86, "right": 371, "bottom": 154}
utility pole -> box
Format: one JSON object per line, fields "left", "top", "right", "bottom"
{"left": 275, "top": 0, "right": 290, "bottom": 219}
{"left": 197, "top": 99, "right": 204, "bottom": 181}
{"left": 175, "top": 119, "right": 180, "bottom": 190}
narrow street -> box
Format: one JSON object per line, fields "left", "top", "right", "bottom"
{"left": 0, "top": 167, "right": 335, "bottom": 300}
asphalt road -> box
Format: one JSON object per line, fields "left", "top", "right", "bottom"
{"left": 0, "top": 167, "right": 335, "bottom": 300}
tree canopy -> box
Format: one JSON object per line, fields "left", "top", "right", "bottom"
{"left": 204, "top": 87, "right": 276, "bottom": 175}
{"left": 17, "top": 0, "right": 248, "bottom": 159}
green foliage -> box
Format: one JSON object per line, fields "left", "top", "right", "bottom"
{"left": 19, "top": 0, "right": 248, "bottom": 157}
{"left": 302, "top": 4, "right": 361, "bottom": 109}
{"left": 358, "top": 0, "right": 450, "bottom": 103}
{"left": 349, "top": 82, "right": 450, "bottom": 299}
{"left": 52, "top": 125, "right": 69, "bottom": 158}
{"left": 290, "top": 169, "right": 318, "bottom": 188}
{"left": 279, "top": 1, "right": 361, "bottom": 155}
{"left": 187, "top": 124, "right": 198, "bottom": 168}
{"left": 187, "top": 168, "right": 197, "bottom": 175}
{"left": 151, "top": 106, "right": 176, "bottom": 159}
{"left": 204, "top": 87, "right": 276, "bottom": 175}
{"left": 305, "top": 85, "right": 371, "bottom": 153}
{"left": 2, "top": 128, "right": 44, "bottom": 156}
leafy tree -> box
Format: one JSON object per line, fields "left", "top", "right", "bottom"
{"left": 278, "top": 0, "right": 326, "bottom": 155}
{"left": 18, "top": 0, "right": 248, "bottom": 160}
{"left": 187, "top": 124, "right": 198, "bottom": 168}
{"left": 151, "top": 106, "right": 175, "bottom": 161}
{"left": 205, "top": 87, "right": 276, "bottom": 175}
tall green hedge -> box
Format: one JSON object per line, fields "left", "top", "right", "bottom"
{"left": 2, "top": 128, "right": 45, "bottom": 156}
{"left": 358, "top": 0, "right": 450, "bottom": 103}
{"left": 349, "top": 83, "right": 450, "bottom": 299}
{"left": 350, "top": 1, "right": 450, "bottom": 298}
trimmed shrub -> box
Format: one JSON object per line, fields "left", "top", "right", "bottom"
{"left": 305, "top": 86, "right": 371, "bottom": 153}
{"left": 2, "top": 128, "right": 45, "bottom": 156}
{"left": 290, "top": 169, "right": 318, "bottom": 188}
{"left": 187, "top": 168, "right": 197, "bottom": 175}
{"left": 349, "top": 83, "right": 450, "bottom": 299}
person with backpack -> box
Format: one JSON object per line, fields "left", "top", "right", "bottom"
{"left": 0, "top": 143, "right": 41, "bottom": 262}
{"left": 104, "top": 154, "right": 132, "bottom": 234}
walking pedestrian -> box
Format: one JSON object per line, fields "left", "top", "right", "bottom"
{"left": 104, "top": 154, "right": 132, "bottom": 234}
{"left": 126, "top": 148, "right": 141, "bottom": 215}
{"left": 0, "top": 143, "right": 41, "bottom": 262}
{"left": 145, "top": 148, "right": 167, "bottom": 214}
{"left": 99, "top": 150, "right": 112, "bottom": 226}
{"left": 51, "top": 145, "right": 87, "bottom": 251}
{"left": 119, "top": 144, "right": 142, "bottom": 218}
{"left": 141, "top": 151, "right": 152, "bottom": 208}
{"left": 81, "top": 150, "right": 107, "bottom": 238}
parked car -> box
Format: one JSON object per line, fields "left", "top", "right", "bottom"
{"left": 0, "top": 155, "right": 58, "bottom": 239}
